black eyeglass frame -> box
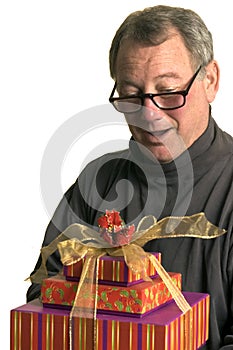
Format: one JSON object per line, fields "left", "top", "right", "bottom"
{"left": 109, "top": 65, "right": 202, "bottom": 113}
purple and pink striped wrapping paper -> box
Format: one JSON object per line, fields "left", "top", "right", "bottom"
{"left": 10, "top": 292, "right": 209, "bottom": 350}
{"left": 63, "top": 252, "right": 161, "bottom": 286}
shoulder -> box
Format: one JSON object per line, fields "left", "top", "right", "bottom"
{"left": 211, "top": 119, "right": 233, "bottom": 165}
{"left": 214, "top": 119, "right": 233, "bottom": 150}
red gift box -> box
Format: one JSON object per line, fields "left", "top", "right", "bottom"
{"left": 10, "top": 292, "right": 209, "bottom": 350}
{"left": 63, "top": 252, "right": 161, "bottom": 286}
{"left": 41, "top": 272, "right": 181, "bottom": 316}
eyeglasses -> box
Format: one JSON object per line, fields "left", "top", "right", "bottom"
{"left": 109, "top": 66, "right": 202, "bottom": 113}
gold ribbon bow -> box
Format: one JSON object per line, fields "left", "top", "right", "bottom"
{"left": 28, "top": 213, "right": 226, "bottom": 350}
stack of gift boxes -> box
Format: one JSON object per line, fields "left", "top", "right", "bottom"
{"left": 10, "top": 252, "right": 210, "bottom": 350}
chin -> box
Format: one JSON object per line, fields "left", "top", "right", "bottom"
{"left": 138, "top": 142, "right": 175, "bottom": 163}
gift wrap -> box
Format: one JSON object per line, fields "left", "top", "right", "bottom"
{"left": 63, "top": 252, "right": 161, "bottom": 285}
{"left": 41, "top": 272, "right": 181, "bottom": 316}
{"left": 10, "top": 292, "right": 209, "bottom": 350}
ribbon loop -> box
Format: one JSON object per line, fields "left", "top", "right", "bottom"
{"left": 121, "top": 244, "right": 151, "bottom": 281}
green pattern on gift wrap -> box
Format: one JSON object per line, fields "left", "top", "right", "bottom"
{"left": 105, "top": 302, "right": 113, "bottom": 309}
{"left": 126, "top": 305, "right": 132, "bottom": 312}
{"left": 82, "top": 291, "right": 95, "bottom": 299}
{"left": 44, "top": 286, "right": 65, "bottom": 301}
{"left": 58, "top": 288, "right": 64, "bottom": 299}
{"left": 73, "top": 284, "right": 78, "bottom": 293}
{"left": 130, "top": 290, "right": 138, "bottom": 298}
{"left": 115, "top": 300, "right": 124, "bottom": 311}
{"left": 100, "top": 291, "right": 108, "bottom": 302}
{"left": 45, "top": 288, "right": 53, "bottom": 299}
{"left": 120, "top": 290, "right": 129, "bottom": 297}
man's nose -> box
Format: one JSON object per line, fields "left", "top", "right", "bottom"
{"left": 141, "top": 96, "right": 164, "bottom": 121}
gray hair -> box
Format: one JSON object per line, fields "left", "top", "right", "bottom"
{"left": 109, "top": 5, "right": 213, "bottom": 79}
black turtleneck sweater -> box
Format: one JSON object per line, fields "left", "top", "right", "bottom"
{"left": 27, "top": 117, "right": 233, "bottom": 350}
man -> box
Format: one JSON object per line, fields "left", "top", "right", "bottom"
{"left": 27, "top": 6, "right": 233, "bottom": 349}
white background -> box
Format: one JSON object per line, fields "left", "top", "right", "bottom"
{"left": 1, "top": 1, "right": 232, "bottom": 348}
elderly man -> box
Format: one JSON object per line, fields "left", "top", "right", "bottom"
{"left": 28, "top": 6, "right": 233, "bottom": 349}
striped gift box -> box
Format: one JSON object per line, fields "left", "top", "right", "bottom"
{"left": 63, "top": 253, "right": 161, "bottom": 286}
{"left": 41, "top": 273, "right": 181, "bottom": 316}
{"left": 10, "top": 292, "right": 209, "bottom": 350}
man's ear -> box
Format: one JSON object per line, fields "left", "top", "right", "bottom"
{"left": 204, "top": 60, "right": 220, "bottom": 103}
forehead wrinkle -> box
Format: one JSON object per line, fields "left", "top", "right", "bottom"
{"left": 117, "top": 71, "right": 183, "bottom": 88}
{"left": 155, "top": 71, "right": 183, "bottom": 80}
{"left": 116, "top": 55, "right": 187, "bottom": 86}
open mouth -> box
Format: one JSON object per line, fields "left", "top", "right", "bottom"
{"left": 149, "top": 128, "right": 173, "bottom": 137}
